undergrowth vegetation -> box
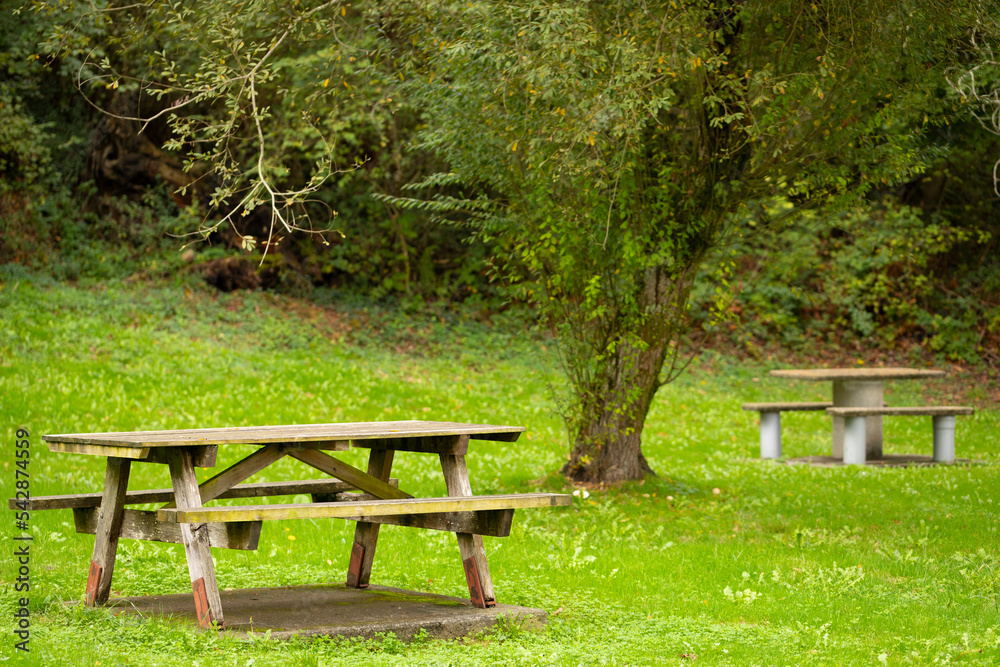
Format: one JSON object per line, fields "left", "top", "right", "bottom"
{"left": 695, "top": 191, "right": 1000, "bottom": 366}
{"left": 3, "top": 0, "right": 999, "bottom": 368}
{"left": 1, "top": 270, "right": 998, "bottom": 665}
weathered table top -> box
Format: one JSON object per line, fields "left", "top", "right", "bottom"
{"left": 43, "top": 420, "right": 524, "bottom": 448}
{"left": 769, "top": 367, "right": 945, "bottom": 382}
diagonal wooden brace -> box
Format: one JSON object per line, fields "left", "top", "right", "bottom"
{"left": 160, "top": 443, "right": 287, "bottom": 509}
{"left": 289, "top": 448, "right": 411, "bottom": 500}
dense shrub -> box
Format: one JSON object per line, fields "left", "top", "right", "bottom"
{"left": 694, "top": 127, "right": 1000, "bottom": 365}
{"left": 2, "top": 0, "right": 494, "bottom": 303}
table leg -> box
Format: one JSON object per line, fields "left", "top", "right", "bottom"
{"left": 346, "top": 448, "right": 394, "bottom": 588}
{"left": 85, "top": 457, "right": 131, "bottom": 606}
{"left": 439, "top": 453, "right": 496, "bottom": 609}
{"left": 843, "top": 415, "right": 868, "bottom": 465}
{"left": 167, "top": 448, "right": 224, "bottom": 629}
{"left": 932, "top": 416, "right": 957, "bottom": 463}
{"left": 832, "top": 380, "right": 884, "bottom": 460}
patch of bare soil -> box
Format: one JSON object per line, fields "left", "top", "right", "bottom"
{"left": 271, "top": 296, "right": 354, "bottom": 344}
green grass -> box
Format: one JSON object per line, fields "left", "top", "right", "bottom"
{"left": 1, "top": 269, "right": 999, "bottom": 666}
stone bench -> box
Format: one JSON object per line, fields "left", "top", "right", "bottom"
{"left": 825, "top": 406, "right": 975, "bottom": 464}
{"left": 741, "top": 402, "right": 834, "bottom": 459}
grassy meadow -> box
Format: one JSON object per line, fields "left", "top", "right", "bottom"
{"left": 1, "top": 268, "right": 999, "bottom": 666}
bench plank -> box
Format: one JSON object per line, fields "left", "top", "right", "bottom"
{"left": 742, "top": 402, "right": 833, "bottom": 412}
{"left": 770, "top": 368, "right": 946, "bottom": 381}
{"left": 73, "top": 508, "right": 262, "bottom": 550}
{"left": 8, "top": 479, "right": 399, "bottom": 511}
{"left": 826, "top": 406, "right": 974, "bottom": 417}
{"left": 157, "top": 493, "right": 572, "bottom": 524}
{"left": 326, "top": 491, "right": 514, "bottom": 534}
{"left": 343, "top": 509, "right": 515, "bottom": 537}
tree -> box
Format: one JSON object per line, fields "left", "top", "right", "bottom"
{"left": 34, "top": 0, "right": 996, "bottom": 484}
{"left": 386, "top": 0, "right": 990, "bottom": 483}
{"left": 30, "top": 0, "right": 489, "bottom": 297}
{"left": 948, "top": 11, "right": 1000, "bottom": 198}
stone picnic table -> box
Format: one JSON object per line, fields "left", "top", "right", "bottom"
{"left": 19, "top": 421, "right": 572, "bottom": 629}
{"left": 769, "top": 367, "right": 946, "bottom": 460}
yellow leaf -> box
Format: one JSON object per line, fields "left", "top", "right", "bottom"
{"left": 322, "top": 78, "right": 329, "bottom": 87}
{"left": 511, "top": 141, "right": 518, "bottom": 152}
{"left": 341, "top": 5, "right": 346, "bottom": 15}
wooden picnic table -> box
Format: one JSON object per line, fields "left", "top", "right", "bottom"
{"left": 769, "top": 367, "right": 945, "bottom": 459}
{"left": 33, "top": 421, "right": 572, "bottom": 629}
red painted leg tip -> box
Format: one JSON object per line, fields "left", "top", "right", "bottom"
{"left": 85, "top": 561, "right": 102, "bottom": 606}
{"left": 347, "top": 542, "right": 366, "bottom": 588}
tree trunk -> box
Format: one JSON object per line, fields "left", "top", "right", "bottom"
{"left": 86, "top": 91, "right": 197, "bottom": 202}
{"left": 560, "top": 337, "right": 664, "bottom": 484}
{"left": 561, "top": 265, "right": 694, "bottom": 485}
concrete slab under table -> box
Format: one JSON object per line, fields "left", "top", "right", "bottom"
{"left": 91, "top": 583, "right": 548, "bottom": 641}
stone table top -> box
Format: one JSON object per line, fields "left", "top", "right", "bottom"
{"left": 769, "top": 367, "right": 946, "bottom": 382}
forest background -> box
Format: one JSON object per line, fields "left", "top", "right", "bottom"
{"left": 2, "top": 0, "right": 1000, "bottom": 453}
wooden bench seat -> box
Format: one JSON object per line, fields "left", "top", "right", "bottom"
{"left": 157, "top": 492, "right": 572, "bottom": 525}
{"left": 7, "top": 479, "right": 397, "bottom": 551}
{"left": 825, "top": 406, "right": 974, "bottom": 464}
{"left": 741, "top": 402, "right": 833, "bottom": 459}
{"left": 825, "top": 406, "right": 975, "bottom": 417}
{"left": 7, "top": 478, "right": 395, "bottom": 511}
